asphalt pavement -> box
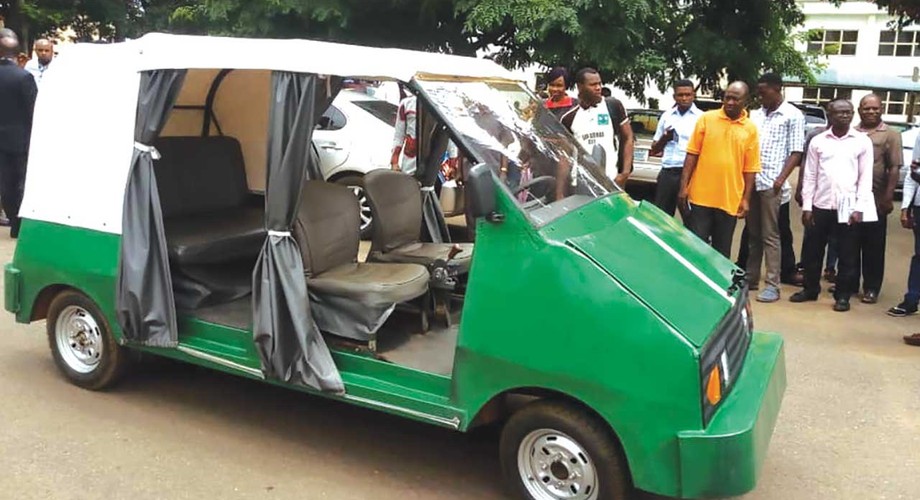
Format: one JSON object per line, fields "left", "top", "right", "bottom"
{"left": 0, "top": 201, "right": 918, "bottom": 499}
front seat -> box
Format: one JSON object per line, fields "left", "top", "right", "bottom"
{"left": 294, "top": 181, "right": 430, "bottom": 347}
{"left": 363, "top": 170, "right": 473, "bottom": 273}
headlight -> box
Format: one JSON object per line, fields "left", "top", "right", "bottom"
{"left": 700, "top": 295, "right": 753, "bottom": 426}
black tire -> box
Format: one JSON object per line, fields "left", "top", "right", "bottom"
{"left": 46, "top": 290, "right": 127, "bottom": 390}
{"left": 500, "top": 399, "right": 632, "bottom": 500}
{"left": 333, "top": 174, "right": 374, "bottom": 240}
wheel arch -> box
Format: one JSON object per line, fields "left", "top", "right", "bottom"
{"left": 469, "top": 386, "right": 635, "bottom": 483}
{"left": 30, "top": 283, "right": 78, "bottom": 322}
{"left": 326, "top": 169, "right": 367, "bottom": 184}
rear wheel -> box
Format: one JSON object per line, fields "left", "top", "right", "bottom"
{"left": 334, "top": 174, "right": 373, "bottom": 239}
{"left": 500, "top": 400, "right": 631, "bottom": 500}
{"left": 47, "top": 290, "right": 127, "bottom": 390}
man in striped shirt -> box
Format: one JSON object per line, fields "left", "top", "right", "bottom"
{"left": 744, "top": 73, "right": 805, "bottom": 303}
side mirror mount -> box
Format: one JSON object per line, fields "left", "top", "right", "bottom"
{"left": 467, "top": 163, "right": 502, "bottom": 222}
{"left": 591, "top": 144, "right": 606, "bottom": 169}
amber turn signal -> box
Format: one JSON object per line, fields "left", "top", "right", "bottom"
{"left": 706, "top": 365, "right": 722, "bottom": 406}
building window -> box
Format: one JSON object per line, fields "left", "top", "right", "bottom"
{"left": 801, "top": 86, "right": 853, "bottom": 106}
{"left": 807, "top": 30, "right": 859, "bottom": 55}
{"left": 878, "top": 30, "right": 920, "bottom": 56}
{"left": 873, "top": 89, "right": 910, "bottom": 115}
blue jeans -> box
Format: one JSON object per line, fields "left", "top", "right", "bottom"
{"left": 905, "top": 206, "right": 920, "bottom": 306}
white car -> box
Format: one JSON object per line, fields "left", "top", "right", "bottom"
{"left": 887, "top": 122, "right": 919, "bottom": 196}
{"left": 314, "top": 89, "right": 398, "bottom": 236}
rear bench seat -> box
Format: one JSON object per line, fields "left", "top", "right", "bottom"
{"left": 154, "top": 136, "right": 266, "bottom": 265}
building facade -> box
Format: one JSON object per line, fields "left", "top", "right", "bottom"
{"left": 785, "top": 0, "right": 920, "bottom": 122}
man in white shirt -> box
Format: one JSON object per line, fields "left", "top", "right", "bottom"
{"left": 792, "top": 98, "right": 873, "bottom": 312}
{"left": 650, "top": 79, "right": 703, "bottom": 216}
{"left": 744, "top": 73, "right": 805, "bottom": 303}
{"left": 560, "top": 68, "right": 634, "bottom": 186}
{"left": 893, "top": 135, "right": 920, "bottom": 346}
{"left": 24, "top": 38, "right": 53, "bottom": 86}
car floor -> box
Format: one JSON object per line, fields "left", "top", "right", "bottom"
{"left": 185, "top": 295, "right": 462, "bottom": 377}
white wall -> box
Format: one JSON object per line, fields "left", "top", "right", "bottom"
{"left": 797, "top": 0, "right": 919, "bottom": 121}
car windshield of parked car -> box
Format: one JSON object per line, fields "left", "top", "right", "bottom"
{"left": 417, "top": 80, "right": 615, "bottom": 225}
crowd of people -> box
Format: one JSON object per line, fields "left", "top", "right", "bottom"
{"left": 538, "top": 65, "right": 920, "bottom": 346}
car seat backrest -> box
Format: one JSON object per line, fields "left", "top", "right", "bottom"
{"left": 153, "top": 136, "right": 251, "bottom": 218}
{"left": 294, "top": 181, "right": 360, "bottom": 277}
{"left": 364, "top": 170, "right": 423, "bottom": 253}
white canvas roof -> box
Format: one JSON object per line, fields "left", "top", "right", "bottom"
{"left": 135, "top": 33, "right": 519, "bottom": 82}
{"left": 20, "top": 34, "right": 521, "bottom": 235}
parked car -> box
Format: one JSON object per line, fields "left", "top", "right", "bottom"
{"left": 789, "top": 102, "right": 827, "bottom": 137}
{"left": 886, "top": 122, "right": 920, "bottom": 196}
{"left": 315, "top": 89, "right": 398, "bottom": 237}
{"left": 9, "top": 34, "right": 786, "bottom": 500}
{"left": 627, "top": 108, "right": 664, "bottom": 184}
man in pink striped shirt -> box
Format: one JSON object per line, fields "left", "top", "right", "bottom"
{"left": 791, "top": 98, "right": 874, "bottom": 312}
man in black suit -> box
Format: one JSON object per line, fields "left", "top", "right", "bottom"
{"left": 0, "top": 29, "right": 38, "bottom": 238}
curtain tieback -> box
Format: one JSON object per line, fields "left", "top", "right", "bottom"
{"left": 134, "top": 141, "right": 161, "bottom": 160}
{"left": 268, "top": 230, "right": 292, "bottom": 237}
{"left": 420, "top": 186, "right": 435, "bottom": 192}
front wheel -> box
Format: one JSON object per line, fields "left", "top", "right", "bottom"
{"left": 47, "top": 290, "right": 128, "bottom": 390}
{"left": 500, "top": 400, "right": 631, "bottom": 500}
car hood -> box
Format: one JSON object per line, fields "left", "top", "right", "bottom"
{"left": 551, "top": 195, "right": 739, "bottom": 348}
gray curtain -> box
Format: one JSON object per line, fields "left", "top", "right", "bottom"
{"left": 115, "top": 70, "right": 187, "bottom": 348}
{"left": 252, "top": 72, "right": 344, "bottom": 393}
{"left": 414, "top": 100, "right": 451, "bottom": 243}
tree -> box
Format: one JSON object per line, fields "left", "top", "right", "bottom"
{"left": 1, "top": 0, "right": 142, "bottom": 48}
{"left": 460, "top": 0, "right": 815, "bottom": 98}
{"left": 836, "top": 0, "right": 920, "bottom": 24}
{"left": 2, "top": 0, "right": 817, "bottom": 98}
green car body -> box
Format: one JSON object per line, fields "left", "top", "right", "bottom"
{"left": 6, "top": 185, "right": 785, "bottom": 498}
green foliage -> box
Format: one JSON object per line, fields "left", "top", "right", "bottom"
{"left": 460, "top": 0, "right": 816, "bottom": 98}
{"left": 0, "top": 0, "right": 818, "bottom": 100}
{"left": 833, "top": 0, "right": 920, "bottom": 25}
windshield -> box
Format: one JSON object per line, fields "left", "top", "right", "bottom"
{"left": 416, "top": 80, "right": 616, "bottom": 225}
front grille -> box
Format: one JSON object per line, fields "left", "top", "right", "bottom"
{"left": 700, "top": 293, "right": 753, "bottom": 425}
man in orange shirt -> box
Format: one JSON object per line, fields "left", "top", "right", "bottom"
{"left": 678, "top": 81, "right": 761, "bottom": 257}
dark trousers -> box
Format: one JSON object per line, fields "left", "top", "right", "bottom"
{"left": 0, "top": 151, "right": 26, "bottom": 238}
{"left": 905, "top": 206, "right": 920, "bottom": 306}
{"left": 851, "top": 216, "right": 887, "bottom": 294}
{"left": 653, "top": 168, "right": 682, "bottom": 216}
{"left": 800, "top": 227, "right": 838, "bottom": 271}
{"left": 686, "top": 204, "right": 737, "bottom": 258}
{"left": 737, "top": 201, "right": 797, "bottom": 281}
{"left": 803, "top": 208, "right": 859, "bottom": 300}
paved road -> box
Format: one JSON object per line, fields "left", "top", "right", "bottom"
{"left": 0, "top": 206, "right": 918, "bottom": 499}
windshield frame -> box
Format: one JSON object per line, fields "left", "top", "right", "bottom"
{"left": 411, "top": 77, "right": 619, "bottom": 228}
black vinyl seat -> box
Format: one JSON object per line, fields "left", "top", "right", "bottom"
{"left": 154, "top": 136, "right": 265, "bottom": 265}
{"left": 363, "top": 170, "right": 472, "bottom": 272}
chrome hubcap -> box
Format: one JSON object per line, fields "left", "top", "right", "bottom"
{"left": 349, "top": 185, "right": 373, "bottom": 232}
{"left": 55, "top": 305, "right": 103, "bottom": 374}
{"left": 518, "top": 429, "right": 598, "bottom": 500}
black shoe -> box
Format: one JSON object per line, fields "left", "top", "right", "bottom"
{"left": 833, "top": 298, "right": 851, "bottom": 312}
{"left": 790, "top": 291, "right": 819, "bottom": 303}
{"left": 888, "top": 302, "right": 918, "bottom": 317}
{"left": 828, "top": 285, "right": 836, "bottom": 295}
{"left": 861, "top": 291, "right": 879, "bottom": 304}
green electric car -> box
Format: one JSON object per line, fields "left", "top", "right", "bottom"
{"left": 4, "top": 34, "right": 785, "bottom": 499}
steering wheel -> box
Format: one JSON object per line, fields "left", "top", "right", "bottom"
{"left": 512, "top": 175, "right": 556, "bottom": 196}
